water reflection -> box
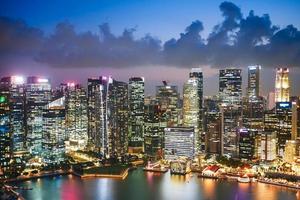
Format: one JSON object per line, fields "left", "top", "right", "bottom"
{"left": 16, "top": 169, "right": 298, "bottom": 200}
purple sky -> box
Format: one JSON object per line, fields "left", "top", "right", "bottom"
{"left": 0, "top": 0, "right": 300, "bottom": 96}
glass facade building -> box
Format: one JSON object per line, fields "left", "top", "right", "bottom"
{"left": 275, "top": 68, "right": 290, "bottom": 102}
{"left": 164, "top": 127, "right": 194, "bottom": 160}
{"left": 128, "top": 77, "right": 145, "bottom": 151}
{"left": 26, "top": 77, "right": 51, "bottom": 156}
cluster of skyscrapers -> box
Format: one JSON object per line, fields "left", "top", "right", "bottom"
{"left": 0, "top": 66, "right": 299, "bottom": 176}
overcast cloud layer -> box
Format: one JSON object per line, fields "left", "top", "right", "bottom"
{"left": 0, "top": 1, "right": 300, "bottom": 69}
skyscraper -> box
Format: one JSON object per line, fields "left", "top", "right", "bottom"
{"left": 238, "top": 128, "right": 255, "bottom": 159}
{"left": 42, "top": 97, "right": 66, "bottom": 163}
{"left": 261, "top": 110, "right": 278, "bottom": 161}
{"left": 26, "top": 77, "right": 51, "bottom": 156}
{"left": 183, "top": 78, "right": 200, "bottom": 153}
{"left": 219, "top": 69, "right": 242, "bottom": 106}
{"left": 0, "top": 93, "right": 11, "bottom": 176}
{"left": 144, "top": 103, "right": 166, "bottom": 159}
{"left": 276, "top": 102, "right": 292, "bottom": 156}
{"left": 0, "top": 76, "right": 26, "bottom": 152}
{"left": 87, "top": 78, "right": 101, "bottom": 151}
{"left": 128, "top": 77, "right": 145, "bottom": 152}
{"left": 189, "top": 68, "right": 204, "bottom": 151}
{"left": 247, "top": 65, "right": 261, "bottom": 100}
{"left": 88, "top": 76, "right": 128, "bottom": 156}
{"left": 219, "top": 69, "right": 242, "bottom": 157}
{"left": 65, "top": 83, "right": 88, "bottom": 151}
{"left": 107, "top": 80, "right": 129, "bottom": 155}
{"left": 156, "top": 83, "right": 180, "bottom": 126}
{"left": 275, "top": 68, "right": 290, "bottom": 102}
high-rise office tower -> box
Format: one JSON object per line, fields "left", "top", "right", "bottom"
{"left": 26, "top": 77, "right": 51, "bottom": 156}
{"left": 219, "top": 69, "right": 242, "bottom": 106}
{"left": 88, "top": 76, "right": 128, "bottom": 156}
{"left": 156, "top": 82, "right": 180, "bottom": 126}
{"left": 291, "top": 101, "right": 300, "bottom": 140}
{"left": 189, "top": 68, "right": 204, "bottom": 151}
{"left": 65, "top": 83, "right": 88, "bottom": 151}
{"left": 276, "top": 102, "right": 292, "bottom": 156}
{"left": 183, "top": 78, "right": 200, "bottom": 153}
{"left": 261, "top": 110, "right": 278, "bottom": 161}
{"left": 42, "top": 97, "right": 66, "bottom": 164}
{"left": 107, "top": 80, "right": 129, "bottom": 155}
{"left": 219, "top": 69, "right": 242, "bottom": 157}
{"left": 0, "top": 76, "right": 26, "bottom": 152}
{"left": 275, "top": 68, "right": 290, "bottom": 102}
{"left": 0, "top": 93, "right": 11, "bottom": 176}
{"left": 87, "top": 78, "right": 106, "bottom": 152}
{"left": 144, "top": 103, "right": 167, "bottom": 159}
{"left": 247, "top": 65, "right": 261, "bottom": 100}
{"left": 205, "top": 117, "right": 222, "bottom": 155}
{"left": 238, "top": 128, "right": 255, "bottom": 160}
{"left": 128, "top": 77, "right": 145, "bottom": 152}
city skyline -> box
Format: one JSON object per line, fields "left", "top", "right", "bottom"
{"left": 0, "top": 1, "right": 300, "bottom": 96}
{"left": 1, "top": 1, "right": 300, "bottom": 200}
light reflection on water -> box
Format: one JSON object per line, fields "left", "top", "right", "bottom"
{"left": 16, "top": 168, "right": 298, "bottom": 200}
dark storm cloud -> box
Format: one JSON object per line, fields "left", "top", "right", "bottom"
{"left": 36, "top": 22, "right": 161, "bottom": 68}
{"left": 0, "top": 16, "right": 43, "bottom": 66}
{"left": 163, "top": 20, "right": 206, "bottom": 67}
{"left": 0, "top": 1, "right": 300, "bottom": 69}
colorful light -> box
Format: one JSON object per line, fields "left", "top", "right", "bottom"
{"left": 0, "top": 96, "right": 7, "bottom": 103}
{"left": 37, "top": 78, "right": 49, "bottom": 83}
{"left": 11, "top": 76, "right": 25, "bottom": 84}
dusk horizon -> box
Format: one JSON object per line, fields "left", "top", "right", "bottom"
{"left": 1, "top": 1, "right": 300, "bottom": 200}
{"left": 1, "top": 0, "right": 300, "bottom": 96}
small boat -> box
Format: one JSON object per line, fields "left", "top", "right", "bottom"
{"left": 237, "top": 175, "right": 250, "bottom": 183}
{"left": 251, "top": 178, "right": 257, "bottom": 182}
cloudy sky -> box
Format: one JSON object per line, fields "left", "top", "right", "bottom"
{"left": 0, "top": 0, "right": 300, "bottom": 96}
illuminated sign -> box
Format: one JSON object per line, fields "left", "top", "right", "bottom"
{"left": 67, "top": 82, "right": 75, "bottom": 87}
{"left": 0, "top": 96, "right": 7, "bottom": 103}
{"left": 37, "top": 78, "right": 49, "bottom": 83}
{"left": 11, "top": 76, "right": 25, "bottom": 84}
{"left": 278, "top": 102, "right": 291, "bottom": 108}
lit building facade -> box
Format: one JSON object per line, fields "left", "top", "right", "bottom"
{"left": 87, "top": 78, "right": 102, "bottom": 152}
{"left": 164, "top": 127, "right": 194, "bottom": 160}
{"left": 183, "top": 78, "right": 200, "bottom": 153}
{"left": 284, "top": 140, "right": 297, "bottom": 163}
{"left": 128, "top": 77, "right": 145, "bottom": 152}
{"left": 247, "top": 65, "right": 260, "bottom": 100}
{"left": 42, "top": 97, "right": 66, "bottom": 163}
{"left": 275, "top": 68, "right": 290, "bottom": 102}
{"left": 65, "top": 83, "right": 88, "bottom": 151}
{"left": 219, "top": 69, "right": 242, "bottom": 157}
{"left": 0, "top": 94, "right": 11, "bottom": 175}
{"left": 156, "top": 83, "right": 180, "bottom": 127}
{"left": 276, "top": 102, "right": 292, "bottom": 156}
{"left": 261, "top": 132, "right": 277, "bottom": 161}
{"left": 26, "top": 77, "right": 51, "bottom": 156}
{"left": 0, "top": 76, "right": 26, "bottom": 152}
{"left": 261, "top": 111, "right": 278, "bottom": 161}
{"left": 107, "top": 80, "right": 129, "bottom": 155}
{"left": 238, "top": 128, "right": 255, "bottom": 160}
{"left": 88, "top": 77, "right": 129, "bottom": 156}
{"left": 144, "top": 103, "right": 167, "bottom": 159}
{"left": 189, "top": 68, "right": 204, "bottom": 151}
{"left": 219, "top": 69, "right": 242, "bottom": 106}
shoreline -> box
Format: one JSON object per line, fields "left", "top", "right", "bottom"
{"left": 257, "top": 179, "right": 300, "bottom": 190}
{"left": 2, "top": 169, "right": 300, "bottom": 192}
{"left": 1, "top": 168, "right": 131, "bottom": 184}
